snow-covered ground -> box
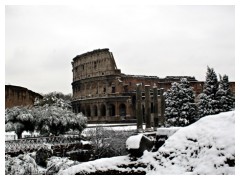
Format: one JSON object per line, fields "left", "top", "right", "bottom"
{"left": 59, "top": 111, "right": 235, "bottom": 175}
{"left": 82, "top": 125, "right": 146, "bottom": 136}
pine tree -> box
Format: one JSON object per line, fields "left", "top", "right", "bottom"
{"left": 197, "top": 66, "right": 220, "bottom": 118}
{"left": 216, "top": 74, "right": 235, "bottom": 112}
{"left": 164, "top": 78, "right": 197, "bottom": 127}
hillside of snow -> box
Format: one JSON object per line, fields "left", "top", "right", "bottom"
{"left": 59, "top": 111, "right": 235, "bottom": 175}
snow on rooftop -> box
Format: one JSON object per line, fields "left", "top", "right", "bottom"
{"left": 58, "top": 111, "right": 235, "bottom": 175}
{"left": 126, "top": 134, "right": 143, "bottom": 150}
{"left": 5, "top": 131, "right": 17, "bottom": 135}
{"left": 22, "top": 131, "right": 31, "bottom": 135}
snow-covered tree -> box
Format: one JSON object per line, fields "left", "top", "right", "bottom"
{"left": 5, "top": 106, "right": 35, "bottom": 139}
{"left": 164, "top": 78, "right": 197, "bottom": 127}
{"left": 216, "top": 75, "right": 235, "bottom": 112}
{"left": 197, "top": 67, "right": 220, "bottom": 118}
{"left": 34, "top": 92, "right": 72, "bottom": 110}
{"left": 33, "top": 106, "right": 87, "bottom": 136}
{"left": 31, "top": 91, "right": 86, "bottom": 136}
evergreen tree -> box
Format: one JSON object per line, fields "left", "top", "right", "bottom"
{"left": 164, "top": 78, "right": 197, "bottom": 127}
{"left": 216, "top": 74, "right": 235, "bottom": 112}
{"left": 197, "top": 66, "right": 220, "bottom": 118}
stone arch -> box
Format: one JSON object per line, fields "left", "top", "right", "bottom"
{"left": 100, "top": 104, "right": 106, "bottom": 116}
{"left": 86, "top": 105, "right": 91, "bottom": 117}
{"left": 81, "top": 108, "right": 86, "bottom": 116}
{"left": 93, "top": 105, "right": 98, "bottom": 116}
{"left": 142, "top": 104, "right": 145, "bottom": 123}
{"left": 119, "top": 103, "right": 126, "bottom": 117}
{"left": 132, "top": 95, "right": 136, "bottom": 107}
{"left": 109, "top": 104, "right": 115, "bottom": 116}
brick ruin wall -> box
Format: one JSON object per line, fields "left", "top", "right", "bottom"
{"left": 5, "top": 85, "right": 43, "bottom": 109}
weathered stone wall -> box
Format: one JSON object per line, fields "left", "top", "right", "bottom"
{"left": 5, "top": 85, "right": 43, "bottom": 109}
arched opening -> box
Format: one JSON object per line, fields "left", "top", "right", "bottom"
{"left": 151, "top": 102, "right": 154, "bottom": 113}
{"left": 93, "top": 105, "right": 98, "bottom": 116}
{"left": 119, "top": 103, "right": 126, "bottom": 117}
{"left": 131, "top": 95, "right": 136, "bottom": 118}
{"left": 78, "top": 104, "right": 81, "bottom": 113}
{"left": 86, "top": 105, "right": 91, "bottom": 117}
{"left": 81, "top": 108, "right": 86, "bottom": 116}
{"left": 100, "top": 104, "right": 106, "bottom": 116}
{"left": 142, "top": 104, "right": 145, "bottom": 123}
{"left": 109, "top": 104, "right": 115, "bottom": 116}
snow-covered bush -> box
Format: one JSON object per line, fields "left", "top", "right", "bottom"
{"left": 164, "top": 78, "right": 197, "bottom": 127}
{"left": 46, "top": 156, "right": 80, "bottom": 175}
{"left": 86, "top": 126, "right": 133, "bottom": 159}
{"left": 5, "top": 154, "right": 39, "bottom": 175}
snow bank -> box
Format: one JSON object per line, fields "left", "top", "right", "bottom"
{"left": 58, "top": 156, "right": 131, "bottom": 175}
{"left": 126, "top": 134, "right": 143, "bottom": 150}
{"left": 142, "top": 111, "right": 235, "bottom": 175}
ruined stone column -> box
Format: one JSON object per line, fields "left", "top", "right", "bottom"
{"left": 153, "top": 86, "right": 159, "bottom": 131}
{"left": 145, "top": 85, "right": 152, "bottom": 132}
{"left": 159, "top": 88, "right": 165, "bottom": 126}
{"left": 136, "top": 84, "right": 143, "bottom": 133}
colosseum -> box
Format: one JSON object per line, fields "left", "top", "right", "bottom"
{"left": 71, "top": 48, "right": 235, "bottom": 123}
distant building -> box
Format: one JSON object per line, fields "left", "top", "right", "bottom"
{"left": 5, "top": 131, "right": 17, "bottom": 141}
{"left": 5, "top": 85, "right": 43, "bottom": 108}
{"left": 71, "top": 48, "right": 235, "bottom": 123}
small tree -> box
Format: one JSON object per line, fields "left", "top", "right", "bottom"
{"left": 216, "top": 74, "right": 235, "bottom": 112}
{"left": 164, "top": 78, "right": 197, "bottom": 127}
{"left": 197, "top": 66, "right": 220, "bottom": 118}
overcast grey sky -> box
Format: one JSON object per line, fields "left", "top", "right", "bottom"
{"left": 5, "top": 5, "right": 235, "bottom": 94}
